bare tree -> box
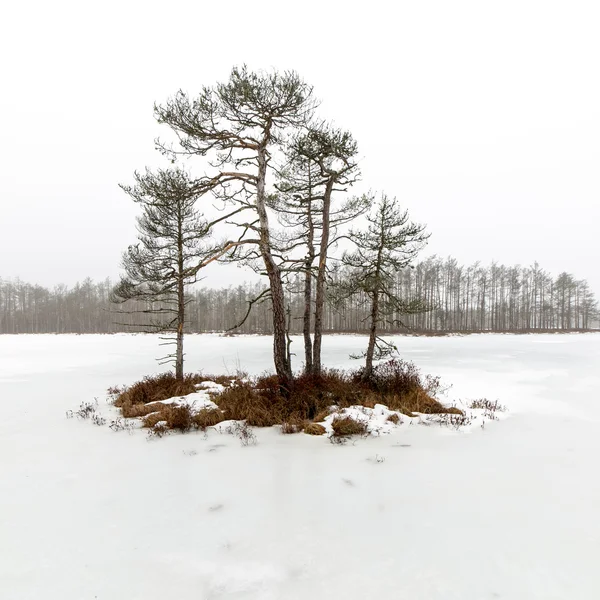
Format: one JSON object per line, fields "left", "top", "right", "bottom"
{"left": 111, "top": 167, "right": 209, "bottom": 381}
{"left": 3, "top": 263, "right": 598, "bottom": 335}
{"left": 154, "top": 65, "right": 316, "bottom": 384}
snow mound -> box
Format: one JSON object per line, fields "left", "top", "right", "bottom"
{"left": 194, "top": 381, "right": 227, "bottom": 393}
{"left": 321, "top": 404, "right": 402, "bottom": 436}
{"left": 147, "top": 383, "right": 221, "bottom": 414}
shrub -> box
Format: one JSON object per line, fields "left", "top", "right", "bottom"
{"left": 354, "top": 359, "right": 461, "bottom": 417}
{"left": 430, "top": 412, "right": 473, "bottom": 430}
{"left": 75, "top": 400, "right": 98, "bottom": 419}
{"left": 224, "top": 421, "right": 257, "bottom": 446}
{"left": 469, "top": 398, "right": 506, "bottom": 412}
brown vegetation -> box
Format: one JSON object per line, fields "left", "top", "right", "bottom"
{"left": 112, "top": 372, "right": 236, "bottom": 418}
{"left": 141, "top": 404, "right": 193, "bottom": 431}
{"left": 193, "top": 408, "right": 225, "bottom": 430}
{"left": 304, "top": 423, "right": 327, "bottom": 436}
{"left": 281, "top": 416, "right": 306, "bottom": 434}
{"left": 330, "top": 415, "right": 368, "bottom": 437}
{"left": 141, "top": 404, "right": 225, "bottom": 433}
{"left": 113, "top": 359, "right": 461, "bottom": 437}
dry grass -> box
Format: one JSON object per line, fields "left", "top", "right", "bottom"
{"left": 141, "top": 404, "right": 193, "bottom": 432}
{"left": 331, "top": 415, "right": 368, "bottom": 437}
{"left": 193, "top": 408, "right": 225, "bottom": 430}
{"left": 354, "top": 359, "right": 456, "bottom": 417}
{"left": 304, "top": 423, "right": 327, "bottom": 436}
{"left": 143, "top": 411, "right": 167, "bottom": 429}
{"left": 216, "top": 381, "right": 280, "bottom": 426}
{"left": 383, "top": 388, "right": 450, "bottom": 416}
{"left": 114, "top": 359, "right": 460, "bottom": 437}
{"left": 165, "top": 405, "right": 194, "bottom": 432}
{"left": 113, "top": 372, "right": 236, "bottom": 409}
{"left": 281, "top": 415, "right": 306, "bottom": 434}
{"left": 142, "top": 404, "right": 225, "bottom": 433}
{"left": 387, "top": 413, "right": 400, "bottom": 424}
{"left": 121, "top": 401, "right": 169, "bottom": 419}
{"left": 313, "top": 407, "right": 332, "bottom": 423}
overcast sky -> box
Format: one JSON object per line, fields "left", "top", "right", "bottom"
{"left": 1, "top": 0, "right": 598, "bottom": 294}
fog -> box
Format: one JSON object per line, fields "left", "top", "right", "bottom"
{"left": 1, "top": 0, "right": 598, "bottom": 292}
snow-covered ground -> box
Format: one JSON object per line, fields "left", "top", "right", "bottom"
{"left": 1, "top": 333, "right": 599, "bottom": 599}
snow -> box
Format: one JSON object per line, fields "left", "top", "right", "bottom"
{"left": 1, "top": 332, "right": 600, "bottom": 599}
{"left": 157, "top": 391, "right": 218, "bottom": 411}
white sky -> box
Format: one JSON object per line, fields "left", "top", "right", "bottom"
{"left": 1, "top": 0, "right": 598, "bottom": 293}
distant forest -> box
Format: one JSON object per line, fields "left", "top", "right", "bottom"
{"left": 1, "top": 257, "right": 597, "bottom": 335}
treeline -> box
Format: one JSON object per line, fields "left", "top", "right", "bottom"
{"left": 1, "top": 258, "right": 597, "bottom": 334}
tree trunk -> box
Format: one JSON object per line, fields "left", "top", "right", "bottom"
{"left": 303, "top": 194, "right": 315, "bottom": 374}
{"left": 256, "top": 144, "right": 292, "bottom": 383}
{"left": 176, "top": 209, "right": 185, "bottom": 382}
{"left": 303, "top": 253, "right": 314, "bottom": 374}
{"left": 365, "top": 290, "right": 379, "bottom": 378}
{"left": 176, "top": 305, "right": 184, "bottom": 381}
{"left": 313, "top": 178, "right": 334, "bottom": 375}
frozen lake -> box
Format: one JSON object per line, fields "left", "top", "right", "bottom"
{"left": 1, "top": 333, "right": 599, "bottom": 599}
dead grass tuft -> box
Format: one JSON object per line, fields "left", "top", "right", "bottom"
{"left": 141, "top": 404, "right": 193, "bottom": 431}
{"left": 121, "top": 401, "right": 169, "bottom": 418}
{"left": 165, "top": 405, "right": 194, "bottom": 432}
{"left": 143, "top": 411, "right": 167, "bottom": 429}
{"left": 304, "top": 423, "right": 327, "bottom": 436}
{"left": 216, "top": 381, "right": 280, "bottom": 426}
{"left": 387, "top": 413, "right": 400, "bottom": 424}
{"left": 193, "top": 408, "right": 225, "bottom": 430}
{"left": 280, "top": 415, "right": 306, "bottom": 434}
{"left": 331, "top": 415, "right": 368, "bottom": 437}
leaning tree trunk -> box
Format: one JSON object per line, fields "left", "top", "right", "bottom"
{"left": 256, "top": 145, "right": 292, "bottom": 384}
{"left": 312, "top": 179, "right": 334, "bottom": 375}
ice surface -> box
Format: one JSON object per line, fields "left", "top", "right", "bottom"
{"left": 1, "top": 332, "right": 599, "bottom": 599}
